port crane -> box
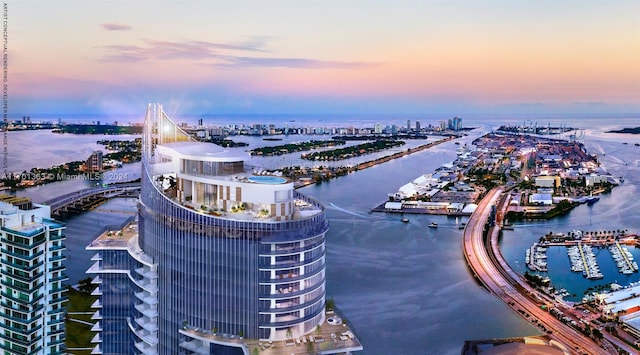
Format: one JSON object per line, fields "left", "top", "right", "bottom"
{"left": 569, "top": 129, "right": 585, "bottom": 142}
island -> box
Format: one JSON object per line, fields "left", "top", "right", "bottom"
{"left": 250, "top": 140, "right": 344, "bottom": 156}
{"left": 301, "top": 140, "right": 405, "bottom": 161}
{"left": 373, "top": 130, "right": 617, "bottom": 218}
{"left": 53, "top": 124, "right": 143, "bottom": 135}
{"left": 606, "top": 127, "right": 640, "bottom": 134}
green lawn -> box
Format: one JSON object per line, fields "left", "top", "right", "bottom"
{"left": 66, "top": 288, "right": 96, "bottom": 354}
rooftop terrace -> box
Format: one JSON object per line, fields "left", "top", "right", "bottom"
{"left": 87, "top": 222, "right": 138, "bottom": 250}
{"left": 180, "top": 309, "right": 363, "bottom": 355}
{"left": 154, "top": 172, "right": 323, "bottom": 222}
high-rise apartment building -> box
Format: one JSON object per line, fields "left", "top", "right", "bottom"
{"left": 374, "top": 123, "right": 383, "bottom": 134}
{"left": 86, "top": 150, "right": 104, "bottom": 172}
{"left": 87, "top": 104, "right": 361, "bottom": 354}
{"left": 0, "top": 198, "right": 67, "bottom": 354}
{"left": 451, "top": 116, "right": 462, "bottom": 131}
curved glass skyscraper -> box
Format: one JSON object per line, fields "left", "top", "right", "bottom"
{"left": 87, "top": 104, "right": 361, "bottom": 354}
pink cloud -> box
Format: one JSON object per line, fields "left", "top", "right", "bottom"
{"left": 101, "top": 23, "right": 132, "bottom": 31}
{"left": 98, "top": 38, "right": 376, "bottom": 69}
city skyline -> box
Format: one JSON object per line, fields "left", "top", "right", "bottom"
{"left": 8, "top": 1, "right": 640, "bottom": 116}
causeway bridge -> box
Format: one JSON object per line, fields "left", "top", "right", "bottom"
{"left": 43, "top": 182, "right": 140, "bottom": 218}
{"left": 462, "top": 188, "right": 616, "bottom": 355}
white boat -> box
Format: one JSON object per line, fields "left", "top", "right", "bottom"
{"left": 428, "top": 222, "right": 438, "bottom": 228}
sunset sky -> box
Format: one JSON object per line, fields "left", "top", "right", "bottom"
{"left": 8, "top": 0, "right": 640, "bottom": 116}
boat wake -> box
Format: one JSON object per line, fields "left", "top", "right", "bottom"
{"left": 328, "top": 203, "right": 371, "bottom": 219}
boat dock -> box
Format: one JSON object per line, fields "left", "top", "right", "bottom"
{"left": 566, "top": 243, "right": 603, "bottom": 279}
{"left": 579, "top": 244, "right": 603, "bottom": 279}
{"left": 525, "top": 243, "right": 548, "bottom": 272}
{"left": 567, "top": 245, "right": 583, "bottom": 273}
{"left": 609, "top": 242, "right": 639, "bottom": 275}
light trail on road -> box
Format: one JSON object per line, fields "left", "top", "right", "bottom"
{"left": 462, "top": 188, "right": 612, "bottom": 355}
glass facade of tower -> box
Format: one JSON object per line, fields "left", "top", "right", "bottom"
{"left": 87, "top": 235, "right": 138, "bottom": 354}
{"left": 138, "top": 172, "right": 328, "bottom": 348}
{"left": 88, "top": 104, "right": 330, "bottom": 354}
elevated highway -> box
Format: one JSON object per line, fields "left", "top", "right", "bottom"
{"left": 462, "top": 188, "right": 611, "bottom": 355}
{"left": 42, "top": 182, "right": 140, "bottom": 218}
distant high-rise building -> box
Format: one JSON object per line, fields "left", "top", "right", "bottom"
{"left": 86, "top": 104, "right": 362, "bottom": 354}
{"left": 449, "top": 116, "right": 462, "bottom": 131}
{"left": 86, "top": 150, "right": 103, "bottom": 172}
{"left": 454, "top": 116, "right": 463, "bottom": 131}
{"left": 407, "top": 119, "right": 411, "bottom": 131}
{"left": 197, "top": 118, "right": 203, "bottom": 126}
{"left": 0, "top": 198, "right": 67, "bottom": 354}
{"left": 416, "top": 121, "right": 421, "bottom": 132}
{"left": 210, "top": 127, "right": 224, "bottom": 136}
{"left": 374, "top": 123, "right": 383, "bottom": 134}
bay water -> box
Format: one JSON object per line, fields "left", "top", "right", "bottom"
{"left": 7, "top": 114, "right": 640, "bottom": 354}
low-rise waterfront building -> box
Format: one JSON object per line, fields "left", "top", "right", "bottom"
{"left": 596, "top": 284, "right": 640, "bottom": 340}
{"left": 529, "top": 193, "right": 553, "bottom": 205}
{"left": 535, "top": 175, "right": 560, "bottom": 188}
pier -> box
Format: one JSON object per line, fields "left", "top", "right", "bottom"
{"left": 567, "top": 246, "right": 584, "bottom": 273}
{"left": 525, "top": 243, "right": 548, "bottom": 272}
{"left": 577, "top": 244, "right": 603, "bottom": 279}
{"left": 609, "top": 242, "right": 638, "bottom": 275}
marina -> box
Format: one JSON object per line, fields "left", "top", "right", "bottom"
{"left": 525, "top": 237, "right": 640, "bottom": 280}
{"left": 525, "top": 230, "right": 638, "bottom": 280}
{"left": 523, "top": 229, "right": 640, "bottom": 279}
{"left": 525, "top": 242, "right": 605, "bottom": 279}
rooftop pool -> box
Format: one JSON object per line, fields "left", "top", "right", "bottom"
{"left": 248, "top": 176, "right": 288, "bottom": 184}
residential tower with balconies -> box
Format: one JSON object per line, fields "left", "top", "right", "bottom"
{"left": 87, "top": 104, "right": 361, "bottom": 354}
{"left": 0, "top": 198, "right": 67, "bottom": 354}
